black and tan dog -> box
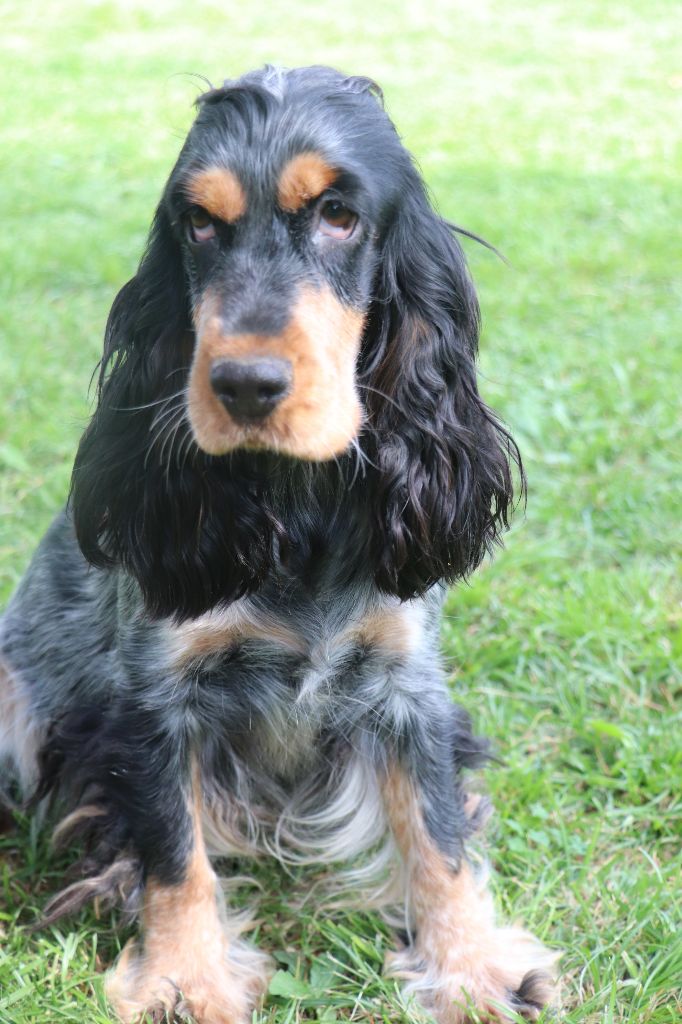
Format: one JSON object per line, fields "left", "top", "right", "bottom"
{"left": 0, "top": 66, "right": 556, "bottom": 1023}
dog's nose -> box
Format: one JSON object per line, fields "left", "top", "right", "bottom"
{"left": 209, "top": 357, "right": 293, "bottom": 421}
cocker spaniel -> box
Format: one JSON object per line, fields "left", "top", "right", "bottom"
{"left": 0, "top": 65, "right": 557, "bottom": 1023}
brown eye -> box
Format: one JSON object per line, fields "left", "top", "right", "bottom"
{"left": 187, "top": 208, "right": 216, "bottom": 243}
{"left": 318, "top": 200, "right": 357, "bottom": 240}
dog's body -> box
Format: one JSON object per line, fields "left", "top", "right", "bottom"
{"left": 1, "top": 66, "right": 556, "bottom": 1023}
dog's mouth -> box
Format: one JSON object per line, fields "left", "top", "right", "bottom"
{"left": 187, "top": 287, "right": 365, "bottom": 461}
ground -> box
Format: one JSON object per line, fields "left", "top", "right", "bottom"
{"left": 0, "top": 1, "right": 680, "bottom": 1022}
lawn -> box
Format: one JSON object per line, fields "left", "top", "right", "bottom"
{"left": 0, "top": 1, "right": 680, "bottom": 1022}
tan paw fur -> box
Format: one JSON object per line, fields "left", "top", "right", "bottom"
{"left": 387, "top": 921, "right": 558, "bottom": 1023}
{"left": 105, "top": 928, "right": 270, "bottom": 1024}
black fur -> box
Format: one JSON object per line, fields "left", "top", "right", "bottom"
{"left": 0, "top": 66, "right": 556, "bottom": 1024}
{"left": 71, "top": 65, "right": 521, "bottom": 621}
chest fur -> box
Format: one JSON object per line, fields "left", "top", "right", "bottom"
{"left": 165, "top": 588, "right": 428, "bottom": 762}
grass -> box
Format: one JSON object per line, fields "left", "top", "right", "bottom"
{"left": 0, "top": 0, "right": 680, "bottom": 1021}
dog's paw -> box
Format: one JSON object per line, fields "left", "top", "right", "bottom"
{"left": 105, "top": 932, "right": 270, "bottom": 1024}
{"left": 386, "top": 924, "right": 558, "bottom": 1023}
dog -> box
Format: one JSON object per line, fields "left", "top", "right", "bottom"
{"left": 0, "top": 65, "right": 557, "bottom": 1023}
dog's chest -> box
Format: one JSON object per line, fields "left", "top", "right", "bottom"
{"left": 165, "top": 585, "right": 428, "bottom": 765}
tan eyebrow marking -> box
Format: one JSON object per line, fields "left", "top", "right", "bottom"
{"left": 186, "top": 167, "right": 247, "bottom": 224}
{"left": 277, "top": 152, "right": 337, "bottom": 213}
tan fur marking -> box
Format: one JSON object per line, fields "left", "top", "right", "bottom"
{"left": 277, "top": 152, "right": 337, "bottom": 212}
{"left": 382, "top": 768, "right": 557, "bottom": 1023}
{"left": 105, "top": 764, "right": 270, "bottom": 1024}
{"left": 169, "top": 597, "right": 424, "bottom": 673}
{"left": 351, "top": 602, "right": 425, "bottom": 656}
{"left": 186, "top": 167, "right": 246, "bottom": 224}
{"left": 170, "top": 602, "right": 307, "bottom": 669}
{"left": 188, "top": 287, "right": 364, "bottom": 460}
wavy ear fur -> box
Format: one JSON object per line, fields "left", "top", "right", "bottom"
{"left": 362, "top": 177, "right": 522, "bottom": 599}
{"left": 70, "top": 207, "right": 282, "bottom": 619}
{"left": 71, "top": 205, "right": 188, "bottom": 562}
{"left": 82, "top": 204, "right": 189, "bottom": 420}
{"left": 71, "top": 158, "right": 520, "bottom": 617}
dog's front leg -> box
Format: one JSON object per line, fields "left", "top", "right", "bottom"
{"left": 380, "top": 713, "right": 557, "bottom": 1023}
{"left": 99, "top": 714, "right": 269, "bottom": 1024}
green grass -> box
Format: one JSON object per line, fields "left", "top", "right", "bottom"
{"left": 1, "top": 0, "right": 680, "bottom": 1021}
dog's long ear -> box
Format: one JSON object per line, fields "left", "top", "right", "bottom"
{"left": 362, "top": 176, "right": 522, "bottom": 599}
{"left": 70, "top": 204, "right": 190, "bottom": 574}
{"left": 70, "top": 204, "right": 276, "bottom": 620}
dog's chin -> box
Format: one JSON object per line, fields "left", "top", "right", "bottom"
{"left": 189, "top": 418, "right": 359, "bottom": 463}
{"left": 187, "top": 390, "right": 363, "bottom": 463}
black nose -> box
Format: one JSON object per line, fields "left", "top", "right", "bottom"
{"left": 209, "top": 357, "right": 293, "bottom": 422}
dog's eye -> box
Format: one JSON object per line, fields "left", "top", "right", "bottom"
{"left": 187, "top": 208, "right": 216, "bottom": 243}
{"left": 318, "top": 200, "right": 357, "bottom": 240}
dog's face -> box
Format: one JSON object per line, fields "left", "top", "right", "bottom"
{"left": 165, "top": 72, "right": 399, "bottom": 460}
{"left": 72, "top": 66, "right": 520, "bottom": 619}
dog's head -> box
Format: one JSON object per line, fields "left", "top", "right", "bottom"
{"left": 72, "top": 66, "right": 521, "bottom": 617}
{"left": 176, "top": 68, "right": 386, "bottom": 461}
